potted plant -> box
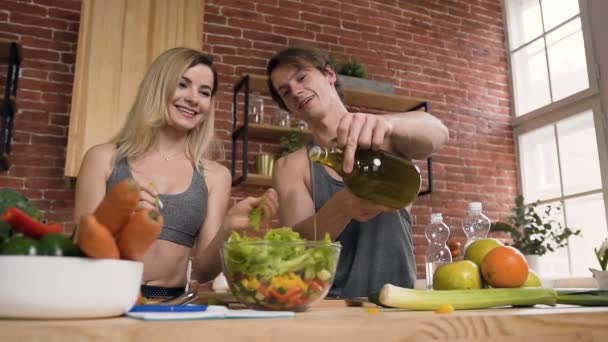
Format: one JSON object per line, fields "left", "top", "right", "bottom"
{"left": 333, "top": 56, "right": 394, "bottom": 94}
{"left": 590, "top": 239, "right": 608, "bottom": 289}
{"left": 278, "top": 131, "right": 306, "bottom": 157}
{"left": 490, "top": 195, "right": 581, "bottom": 273}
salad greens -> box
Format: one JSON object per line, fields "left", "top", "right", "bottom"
{"left": 248, "top": 206, "right": 263, "bottom": 231}
{"left": 224, "top": 227, "right": 339, "bottom": 280}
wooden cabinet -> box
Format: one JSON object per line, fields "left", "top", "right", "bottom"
{"left": 0, "top": 39, "right": 22, "bottom": 171}
{"left": 231, "top": 74, "right": 430, "bottom": 189}
{"left": 64, "top": 0, "right": 205, "bottom": 177}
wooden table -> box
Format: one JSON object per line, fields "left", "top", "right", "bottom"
{"left": 1, "top": 302, "right": 607, "bottom": 341}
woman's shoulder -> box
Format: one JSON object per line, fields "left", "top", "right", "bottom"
{"left": 202, "top": 159, "right": 230, "bottom": 181}
{"left": 82, "top": 143, "right": 117, "bottom": 166}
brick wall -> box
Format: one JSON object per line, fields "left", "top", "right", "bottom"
{"left": 0, "top": 0, "right": 516, "bottom": 279}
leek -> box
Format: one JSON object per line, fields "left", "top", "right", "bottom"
{"left": 379, "top": 284, "right": 557, "bottom": 310}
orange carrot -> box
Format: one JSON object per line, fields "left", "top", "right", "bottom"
{"left": 117, "top": 208, "right": 163, "bottom": 261}
{"left": 94, "top": 178, "right": 140, "bottom": 236}
{"left": 76, "top": 214, "right": 120, "bottom": 259}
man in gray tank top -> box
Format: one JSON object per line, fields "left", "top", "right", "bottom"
{"left": 266, "top": 46, "right": 449, "bottom": 297}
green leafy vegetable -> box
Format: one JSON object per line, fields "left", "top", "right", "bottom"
{"left": 224, "top": 227, "right": 339, "bottom": 281}
{"left": 248, "top": 206, "right": 263, "bottom": 231}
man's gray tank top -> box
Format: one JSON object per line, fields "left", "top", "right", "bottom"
{"left": 308, "top": 149, "right": 416, "bottom": 298}
{"left": 106, "top": 158, "right": 207, "bottom": 248}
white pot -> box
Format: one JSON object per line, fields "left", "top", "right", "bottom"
{"left": 589, "top": 268, "right": 608, "bottom": 289}
{"left": 524, "top": 254, "right": 542, "bottom": 274}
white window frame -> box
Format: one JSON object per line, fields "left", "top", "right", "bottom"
{"left": 502, "top": 0, "right": 608, "bottom": 274}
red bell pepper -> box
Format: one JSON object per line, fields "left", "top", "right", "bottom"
{"left": 2, "top": 207, "right": 62, "bottom": 239}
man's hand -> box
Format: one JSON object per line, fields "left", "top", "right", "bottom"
{"left": 336, "top": 112, "right": 393, "bottom": 173}
{"left": 333, "top": 189, "right": 394, "bottom": 222}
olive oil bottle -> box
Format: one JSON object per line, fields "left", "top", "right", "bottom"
{"left": 308, "top": 145, "right": 421, "bottom": 209}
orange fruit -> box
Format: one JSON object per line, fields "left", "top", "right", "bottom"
{"left": 481, "top": 246, "right": 529, "bottom": 288}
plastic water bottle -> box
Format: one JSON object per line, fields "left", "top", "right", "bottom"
{"left": 425, "top": 213, "right": 452, "bottom": 290}
{"left": 462, "top": 202, "right": 491, "bottom": 252}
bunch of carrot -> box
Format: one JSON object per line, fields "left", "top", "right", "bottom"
{"left": 76, "top": 178, "right": 163, "bottom": 261}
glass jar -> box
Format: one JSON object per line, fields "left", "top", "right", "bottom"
{"left": 249, "top": 93, "right": 264, "bottom": 124}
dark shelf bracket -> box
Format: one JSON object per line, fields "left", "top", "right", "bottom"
{"left": 231, "top": 75, "right": 251, "bottom": 186}
{"left": 1, "top": 42, "right": 21, "bottom": 171}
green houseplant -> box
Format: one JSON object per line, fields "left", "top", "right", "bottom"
{"left": 278, "top": 131, "right": 306, "bottom": 157}
{"left": 337, "top": 57, "right": 368, "bottom": 79}
{"left": 490, "top": 195, "right": 581, "bottom": 256}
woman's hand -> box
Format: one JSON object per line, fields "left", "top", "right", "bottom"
{"left": 136, "top": 183, "right": 161, "bottom": 211}
{"left": 223, "top": 188, "right": 279, "bottom": 231}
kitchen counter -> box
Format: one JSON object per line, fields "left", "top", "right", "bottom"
{"left": 1, "top": 301, "right": 607, "bottom": 341}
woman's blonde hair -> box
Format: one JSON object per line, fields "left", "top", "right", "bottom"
{"left": 109, "top": 47, "right": 221, "bottom": 173}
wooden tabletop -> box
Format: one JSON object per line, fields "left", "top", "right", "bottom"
{"left": 1, "top": 302, "right": 607, "bottom": 342}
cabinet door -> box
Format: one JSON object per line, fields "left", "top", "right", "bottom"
{"left": 64, "top": 0, "right": 204, "bottom": 177}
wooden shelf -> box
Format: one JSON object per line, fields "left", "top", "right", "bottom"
{"left": 0, "top": 39, "right": 22, "bottom": 64}
{"left": 243, "top": 73, "right": 427, "bottom": 112}
{"left": 242, "top": 173, "right": 273, "bottom": 186}
{"left": 247, "top": 123, "right": 311, "bottom": 140}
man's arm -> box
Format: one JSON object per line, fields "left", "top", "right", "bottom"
{"left": 336, "top": 111, "right": 449, "bottom": 173}
{"left": 383, "top": 110, "right": 449, "bottom": 160}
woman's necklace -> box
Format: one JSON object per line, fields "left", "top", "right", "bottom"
{"left": 156, "top": 146, "right": 184, "bottom": 161}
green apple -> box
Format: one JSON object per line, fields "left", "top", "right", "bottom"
{"left": 464, "top": 238, "right": 504, "bottom": 268}
{"left": 433, "top": 260, "right": 483, "bottom": 290}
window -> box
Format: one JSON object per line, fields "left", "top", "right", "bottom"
{"left": 503, "top": 0, "right": 607, "bottom": 278}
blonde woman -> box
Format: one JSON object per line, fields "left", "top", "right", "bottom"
{"left": 74, "top": 47, "right": 278, "bottom": 298}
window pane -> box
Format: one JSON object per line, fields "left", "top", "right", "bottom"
{"left": 564, "top": 193, "right": 608, "bottom": 277}
{"left": 546, "top": 18, "right": 589, "bottom": 101}
{"left": 505, "top": 0, "right": 543, "bottom": 49}
{"left": 512, "top": 39, "right": 552, "bottom": 115}
{"left": 541, "top": 0, "right": 580, "bottom": 31}
{"left": 556, "top": 110, "right": 601, "bottom": 195}
{"left": 519, "top": 125, "right": 561, "bottom": 201}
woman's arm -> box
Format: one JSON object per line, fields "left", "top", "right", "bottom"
{"left": 73, "top": 144, "right": 116, "bottom": 223}
{"left": 190, "top": 162, "right": 278, "bottom": 283}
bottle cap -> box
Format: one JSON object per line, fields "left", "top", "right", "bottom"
{"left": 468, "top": 202, "right": 482, "bottom": 211}
{"left": 430, "top": 213, "right": 443, "bottom": 222}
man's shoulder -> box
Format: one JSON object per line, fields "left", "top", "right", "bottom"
{"left": 275, "top": 148, "right": 309, "bottom": 173}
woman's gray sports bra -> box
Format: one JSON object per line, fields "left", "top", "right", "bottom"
{"left": 106, "top": 158, "right": 207, "bottom": 248}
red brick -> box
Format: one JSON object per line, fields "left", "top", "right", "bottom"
{"left": 0, "top": 176, "right": 25, "bottom": 188}
{"left": 0, "top": 22, "right": 52, "bottom": 39}
{"left": 32, "top": 0, "right": 81, "bottom": 11}
{"left": 0, "top": 0, "right": 47, "bottom": 16}
{"left": 50, "top": 113, "right": 69, "bottom": 126}
{"left": 51, "top": 30, "right": 77, "bottom": 43}
{"left": 47, "top": 7, "right": 80, "bottom": 22}
{"left": 10, "top": 12, "right": 68, "bottom": 30}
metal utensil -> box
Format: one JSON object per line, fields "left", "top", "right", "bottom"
{"left": 159, "top": 290, "right": 198, "bottom": 306}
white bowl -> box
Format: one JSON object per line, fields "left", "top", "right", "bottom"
{"left": 0, "top": 256, "right": 143, "bottom": 319}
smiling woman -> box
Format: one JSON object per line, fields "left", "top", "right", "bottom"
{"left": 72, "top": 47, "right": 279, "bottom": 299}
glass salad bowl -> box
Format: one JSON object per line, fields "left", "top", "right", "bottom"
{"left": 220, "top": 228, "right": 341, "bottom": 312}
